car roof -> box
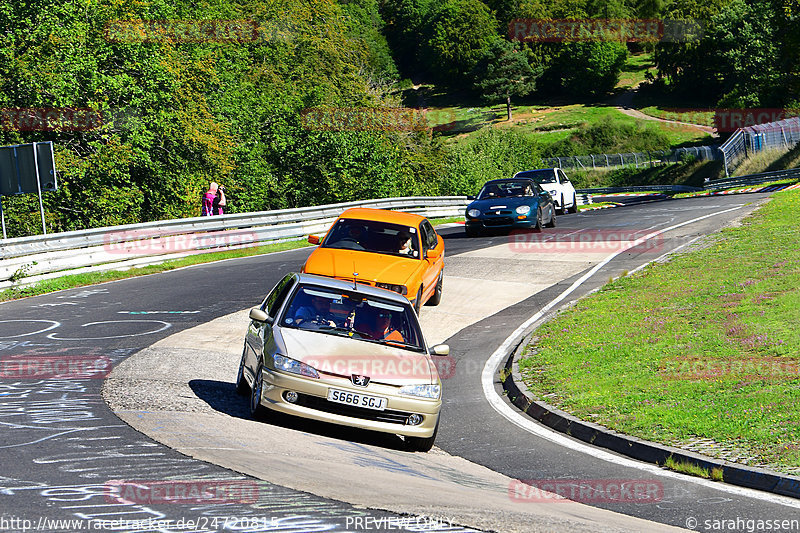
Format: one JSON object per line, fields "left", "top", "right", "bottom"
{"left": 481, "top": 177, "right": 537, "bottom": 185}
{"left": 337, "top": 207, "right": 426, "bottom": 226}
{"left": 293, "top": 272, "right": 413, "bottom": 305}
{"left": 513, "top": 168, "right": 559, "bottom": 176}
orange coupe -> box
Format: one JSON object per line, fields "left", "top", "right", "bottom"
{"left": 303, "top": 208, "right": 444, "bottom": 314}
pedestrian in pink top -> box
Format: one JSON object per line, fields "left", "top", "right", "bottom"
{"left": 201, "top": 182, "right": 218, "bottom": 216}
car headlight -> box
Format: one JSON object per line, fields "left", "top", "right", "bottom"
{"left": 515, "top": 205, "right": 531, "bottom": 215}
{"left": 376, "top": 282, "right": 407, "bottom": 295}
{"left": 467, "top": 209, "right": 481, "bottom": 218}
{"left": 272, "top": 354, "right": 319, "bottom": 378}
{"left": 399, "top": 383, "right": 441, "bottom": 399}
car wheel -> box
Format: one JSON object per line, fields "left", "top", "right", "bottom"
{"left": 426, "top": 271, "right": 443, "bottom": 306}
{"left": 545, "top": 206, "right": 557, "bottom": 228}
{"left": 533, "top": 208, "right": 543, "bottom": 233}
{"left": 559, "top": 195, "right": 567, "bottom": 215}
{"left": 249, "top": 363, "right": 268, "bottom": 419}
{"left": 568, "top": 194, "right": 578, "bottom": 214}
{"left": 413, "top": 286, "right": 423, "bottom": 315}
{"left": 405, "top": 418, "right": 439, "bottom": 453}
{"left": 465, "top": 226, "right": 480, "bottom": 238}
{"left": 235, "top": 345, "right": 249, "bottom": 396}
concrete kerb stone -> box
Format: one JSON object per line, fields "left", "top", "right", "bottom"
{"left": 501, "top": 333, "right": 800, "bottom": 500}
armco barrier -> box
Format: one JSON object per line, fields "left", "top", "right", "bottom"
{"left": 3, "top": 170, "right": 795, "bottom": 290}
{"left": 0, "top": 196, "right": 469, "bottom": 289}
{"left": 703, "top": 167, "right": 800, "bottom": 190}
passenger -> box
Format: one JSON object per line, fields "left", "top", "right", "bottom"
{"left": 366, "top": 310, "right": 404, "bottom": 342}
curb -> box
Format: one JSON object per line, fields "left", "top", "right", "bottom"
{"left": 500, "top": 335, "right": 800, "bottom": 499}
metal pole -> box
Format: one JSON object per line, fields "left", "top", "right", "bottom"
{"left": 0, "top": 195, "right": 6, "bottom": 239}
{"left": 32, "top": 142, "right": 47, "bottom": 235}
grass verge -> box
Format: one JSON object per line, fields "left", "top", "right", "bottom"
{"left": 518, "top": 189, "right": 800, "bottom": 473}
{"left": 663, "top": 457, "right": 724, "bottom": 481}
{"left": 0, "top": 216, "right": 465, "bottom": 303}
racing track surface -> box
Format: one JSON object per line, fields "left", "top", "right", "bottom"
{"left": 2, "top": 193, "right": 799, "bottom": 532}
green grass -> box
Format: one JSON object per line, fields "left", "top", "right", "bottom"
{"left": 615, "top": 53, "right": 657, "bottom": 90}
{"left": 0, "top": 216, "right": 464, "bottom": 302}
{"left": 518, "top": 189, "right": 800, "bottom": 473}
{"left": 663, "top": 457, "right": 724, "bottom": 481}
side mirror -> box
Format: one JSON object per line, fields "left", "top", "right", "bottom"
{"left": 249, "top": 307, "right": 271, "bottom": 324}
{"left": 307, "top": 235, "right": 320, "bottom": 245}
{"left": 425, "top": 247, "right": 442, "bottom": 260}
{"left": 430, "top": 344, "right": 449, "bottom": 356}
{"left": 467, "top": 195, "right": 476, "bottom": 200}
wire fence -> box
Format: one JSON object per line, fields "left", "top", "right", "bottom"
{"left": 719, "top": 116, "right": 800, "bottom": 176}
{"left": 543, "top": 145, "right": 720, "bottom": 171}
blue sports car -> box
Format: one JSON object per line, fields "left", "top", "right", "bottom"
{"left": 464, "top": 178, "right": 557, "bottom": 237}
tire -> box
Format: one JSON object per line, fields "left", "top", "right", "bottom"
{"left": 558, "top": 195, "right": 567, "bottom": 215}
{"left": 249, "top": 363, "right": 268, "bottom": 419}
{"left": 465, "top": 225, "right": 480, "bottom": 238}
{"left": 568, "top": 194, "right": 578, "bottom": 214}
{"left": 544, "top": 206, "right": 557, "bottom": 228}
{"left": 413, "top": 286, "right": 423, "bottom": 315}
{"left": 235, "top": 345, "right": 249, "bottom": 396}
{"left": 425, "top": 271, "right": 443, "bottom": 306}
{"left": 405, "top": 418, "right": 439, "bottom": 453}
{"left": 533, "top": 208, "right": 543, "bottom": 233}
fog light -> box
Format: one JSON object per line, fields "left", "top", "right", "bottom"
{"left": 407, "top": 414, "right": 423, "bottom": 426}
{"left": 285, "top": 391, "right": 298, "bottom": 403}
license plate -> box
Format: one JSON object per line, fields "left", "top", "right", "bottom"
{"left": 327, "top": 388, "right": 387, "bottom": 411}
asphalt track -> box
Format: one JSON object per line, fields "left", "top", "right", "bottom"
{"left": 2, "top": 193, "right": 799, "bottom": 532}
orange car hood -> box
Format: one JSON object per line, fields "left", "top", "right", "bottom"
{"left": 280, "top": 328, "right": 437, "bottom": 386}
{"left": 303, "top": 247, "right": 421, "bottom": 287}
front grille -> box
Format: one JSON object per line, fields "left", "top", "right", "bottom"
{"left": 294, "top": 393, "right": 415, "bottom": 425}
{"left": 483, "top": 217, "right": 514, "bottom": 226}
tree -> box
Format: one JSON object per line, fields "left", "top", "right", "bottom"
{"left": 473, "top": 39, "right": 540, "bottom": 120}
{"left": 421, "top": 0, "right": 498, "bottom": 85}
{"left": 554, "top": 40, "right": 628, "bottom": 97}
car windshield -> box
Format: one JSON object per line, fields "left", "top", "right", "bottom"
{"left": 477, "top": 181, "right": 536, "bottom": 199}
{"left": 280, "top": 285, "right": 425, "bottom": 352}
{"left": 321, "top": 218, "right": 420, "bottom": 259}
{"left": 515, "top": 170, "right": 556, "bottom": 184}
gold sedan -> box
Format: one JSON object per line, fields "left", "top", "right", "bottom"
{"left": 236, "top": 272, "right": 450, "bottom": 452}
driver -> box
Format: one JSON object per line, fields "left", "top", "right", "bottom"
{"left": 294, "top": 295, "right": 339, "bottom": 328}
{"left": 398, "top": 233, "right": 413, "bottom": 255}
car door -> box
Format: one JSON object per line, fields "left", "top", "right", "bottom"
{"left": 558, "top": 169, "right": 576, "bottom": 205}
{"left": 419, "top": 219, "right": 443, "bottom": 299}
{"left": 245, "top": 274, "right": 295, "bottom": 378}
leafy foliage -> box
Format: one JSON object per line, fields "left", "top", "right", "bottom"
{"left": 473, "top": 39, "right": 540, "bottom": 120}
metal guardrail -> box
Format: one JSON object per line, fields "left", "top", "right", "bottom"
{"left": 0, "top": 196, "right": 470, "bottom": 289}
{"left": 3, "top": 170, "right": 795, "bottom": 290}
{"left": 704, "top": 167, "right": 800, "bottom": 190}
{"left": 576, "top": 185, "right": 701, "bottom": 195}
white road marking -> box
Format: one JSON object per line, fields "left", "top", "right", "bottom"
{"left": 481, "top": 205, "right": 800, "bottom": 508}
